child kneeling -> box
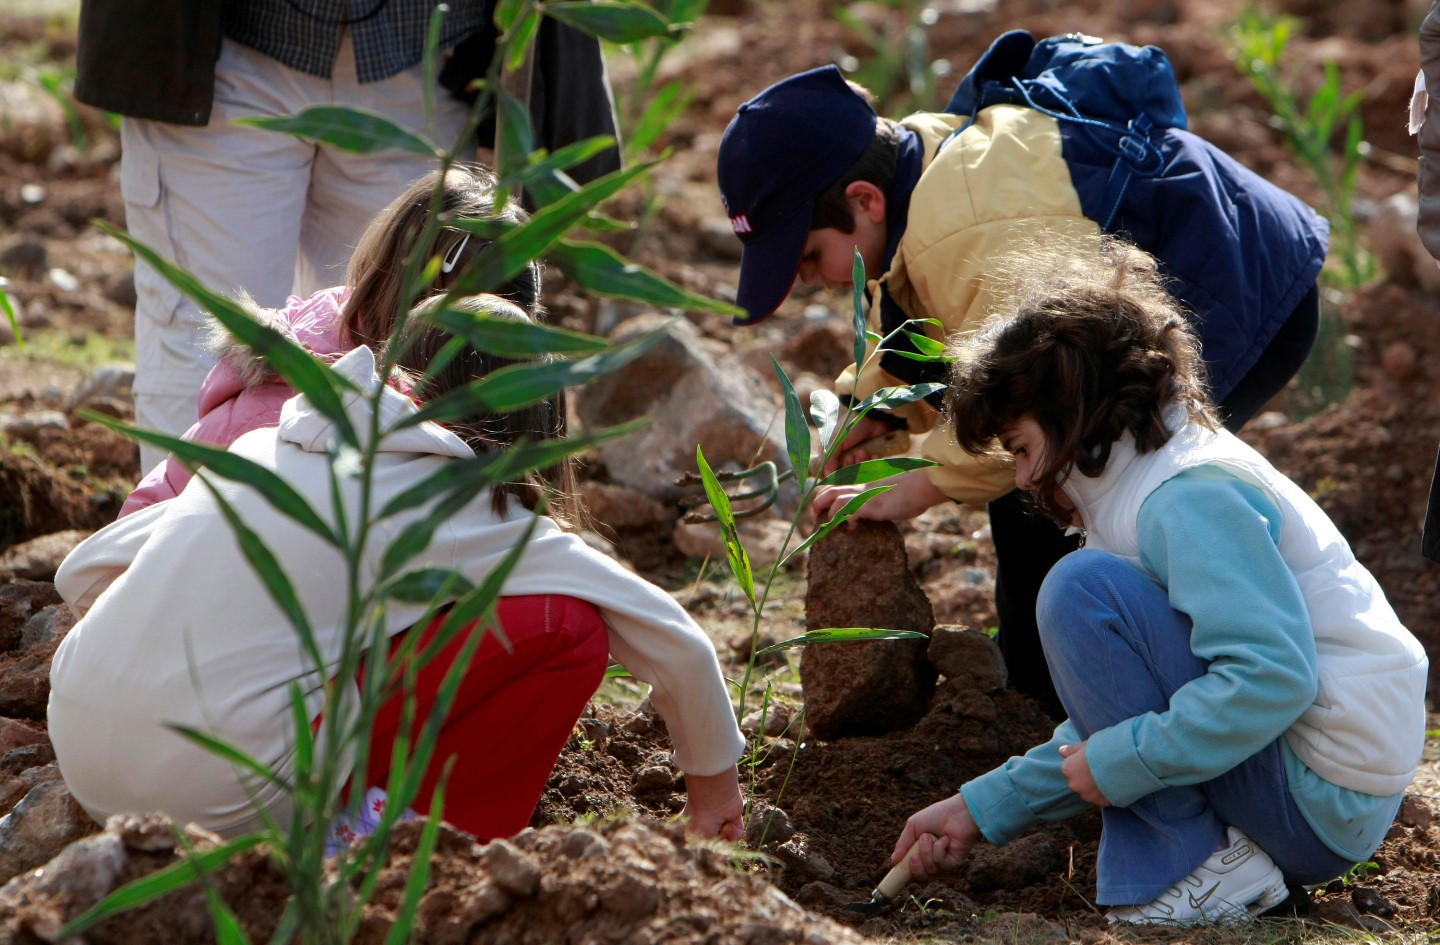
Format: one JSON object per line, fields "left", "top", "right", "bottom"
{"left": 891, "top": 237, "right": 1427, "bottom": 925}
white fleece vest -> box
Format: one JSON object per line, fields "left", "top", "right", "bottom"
{"left": 1063, "top": 418, "right": 1428, "bottom": 797}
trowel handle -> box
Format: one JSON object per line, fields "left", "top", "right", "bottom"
{"left": 875, "top": 840, "right": 920, "bottom": 900}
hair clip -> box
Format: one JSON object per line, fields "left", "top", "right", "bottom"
{"left": 441, "top": 233, "right": 471, "bottom": 274}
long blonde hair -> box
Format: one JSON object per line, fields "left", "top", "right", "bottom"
{"left": 344, "top": 165, "right": 542, "bottom": 349}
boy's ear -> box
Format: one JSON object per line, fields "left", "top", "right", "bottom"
{"left": 844, "top": 180, "right": 887, "bottom": 221}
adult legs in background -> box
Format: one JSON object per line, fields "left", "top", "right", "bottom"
{"left": 120, "top": 36, "right": 468, "bottom": 471}
{"left": 988, "top": 283, "right": 1320, "bottom": 717}
{"left": 1036, "top": 550, "right": 1351, "bottom": 904}
{"left": 366, "top": 594, "right": 611, "bottom": 841}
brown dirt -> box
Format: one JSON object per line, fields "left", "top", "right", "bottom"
{"left": 3, "top": 0, "right": 1440, "bottom": 942}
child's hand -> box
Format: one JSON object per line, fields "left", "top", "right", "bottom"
{"left": 822, "top": 416, "right": 894, "bottom": 474}
{"left": 1058, "top": 742, "right": 1110, "bottom": 807}
{"left": 680, "top": 766, "right": 745, "bottom": 842}
{"left": 892, "top": 792, "right": 980, "bottom": 879}
{"left": 810, "top": 469, "right": 946, "bottom": 523}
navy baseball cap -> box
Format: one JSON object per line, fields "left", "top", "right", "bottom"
{"left": 716, "top": 66, "right": 878, "bottom": 326}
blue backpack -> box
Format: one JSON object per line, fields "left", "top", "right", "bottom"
{"left": 943, "top": 30, "right": 1187, "bottom": 231}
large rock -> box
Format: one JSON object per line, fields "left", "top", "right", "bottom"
{"left": 0, "top": 779, "right": 99, "bottom": 885}
{"left": 801, "top": 521, "right": 936, "bottom": 739}
{"left": 575, "top": 313, "right": 793, "bottom": 509}
{"left": 0, "top": 581, "right": 61, "bottom": 653}
{"left": 0, "top": 530, "right": 88, "bottom": 583}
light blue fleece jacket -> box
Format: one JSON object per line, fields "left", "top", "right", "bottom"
{"left": 961, "top": 466, "right": 1403, "bottom": 863}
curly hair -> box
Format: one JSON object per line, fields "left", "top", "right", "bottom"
{"left": 946, "top": 235, "right": 1218, "bottom": 522}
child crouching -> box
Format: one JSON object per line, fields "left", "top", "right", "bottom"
{"left": 890, "top": 236, "right": 1427, "bottom": 925}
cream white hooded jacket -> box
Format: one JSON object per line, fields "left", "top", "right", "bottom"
{"left": 49, "top": 347, "right": 743, "bottom": 835}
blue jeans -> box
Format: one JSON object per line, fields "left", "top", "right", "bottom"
{"left": 1037, "top": 550, "right": 1354, "bottom": 905}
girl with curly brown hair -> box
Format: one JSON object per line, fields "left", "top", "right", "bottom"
{"left": 889, "top": 237, "right": 1426, "bottom": 926}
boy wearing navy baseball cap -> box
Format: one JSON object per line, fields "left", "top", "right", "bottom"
{"left": 716, "top": 37, "right": 1329, "bottom": 721}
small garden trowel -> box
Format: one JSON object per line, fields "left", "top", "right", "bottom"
{"left": 845, "top": 841, "right": 919, "bottom": 917}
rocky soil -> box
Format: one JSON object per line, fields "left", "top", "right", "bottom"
{"left": 2, "top": 0, "right": 1440, "bottom": 942}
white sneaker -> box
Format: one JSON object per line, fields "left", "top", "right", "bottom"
{"left": 1106, "top": 826, "right": 1289, "bottom": 926}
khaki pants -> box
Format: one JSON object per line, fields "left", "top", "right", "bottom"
{"left": 121, "top": 35, "right": 471, "bottom": 470}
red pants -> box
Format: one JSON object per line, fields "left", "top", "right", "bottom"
{"left": 365, "top": 594, "right": 610, "bottom": 840}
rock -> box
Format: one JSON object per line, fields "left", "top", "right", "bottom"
{"left": 744, "top": 800, "right": 795, "bottom": 847}
{"left": 775, "top": 838, "right": 837, "bottom": 883}
{"left": 0, "top": 410, "right": 68, "bottom": 441}
{"left": 633, "top": 764, "right": 676, "bottom": 792}
{"left": 481, "top": 838, "right": 541, "bottom": 898}
{"left": 792, "top": 880, "right": 856, "bottom": 913}
{"left": 0, "top": 238, "right": 47, "bottom": 279}
{"left": 579, "top": 481, "right": 678, "bottom": 572}
{"left": 1399, "top": 794, "right": 1434, "bottom": 830}
{"left": 801, "top": 521, "right": 936, "bottom": 740}
{"left": 576, "top": 313, "right": 794, "bottom": 509}
{"left": 19, "top": 602, "right": 75, "bottom": 650}
{"left": 926, "top": 625, "right": 1007, "bottom": 691}
{"left": 0, "top": 79, "right": 65, "bottom": 164}
{"left": 0, "top": 718, "right": 47, "bottom": 758}
{"left": 0, "top": 780, "right": 100, "bottom": 884}
{"left": 0, "top": 639, "right": 63, "bottom": 719}
{"left": 0, "top": 531, "right": 89, "bottom": 583}
{"left": 69, "top": 362, "right": 136, "bottom": 410}
{"left": 964, "top": 834, "right": 1063, "bottom": 893}
{"left": 0, "top": 581, "right": 61, "bottom": 653}
{"left": 741, "top": 700, "right": 794, "bottom": 737}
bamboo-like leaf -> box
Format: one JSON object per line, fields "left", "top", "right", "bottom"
{"left": 697, "top": 446, "right": 756, "bottom": 609}
{"left": 200, "top": 473, "right": 319, "bottom": 657}
{"left": 496, "top": 89, "right": 536, "bottom": 180}
{"left": 235, "top": 106, "right": 437, "bottom": 157}
{"left": 421, "top": 4, "right": 445, "bottom": 124}
{"left": 168, "top": 724, "right": 294, "bottom": 794}
{"left": 544, "top": 1, "right": 675, "bottom": 42}
{"left": 550, "top": 239, "right": 743, "bottom": 316}
{"left": 412, "top": 326, "right": 668, "bottom": 419}
{"left": 423, "top": 299, "right": 611, "bottom": 357}
{"left": 380, "top": 567, "right": 476, "bottom": 604}
{"left": 504, "top": 10, "right": 544, "bottom": 72}
{"left": 755, "top": 627, "right": 928, "bottom": 655}
{"left": 820, "top": 456, "right": 938, "bottom": 486}
{"left": 287, "top": 683, "right": 314, "bottom": 783}
{"left": 96, "top": 222, "right": 358, "bottom": 446}
{"left": 78, "top": 410, "right": 338, "bottom": 547}
{"left": 57, "top": 834, "right": 267, "bottom": 937}
{"left": 898, "top": 329, "right": 949, "bottom": 357}
{"left": 604, "top": 663, "right": 632, "bottom": 680}
{"left": 446, "top": 159, "right": 655, "bottom": 297}
{"left": 427, "top": 511, "right": 539, "bottom": 653}
{"left": 381, "top": 420, "right": 647, "bottom": 541}
{"left": 855, "top": 382, "right": 947, "bottom": 414}
{"left": 0, "top": 278, "right": 20, "bottom": 349}
{"left": 626, "top": 80, "right": 692, "bottom": 158}
{"left": 382, "top": 772, "right": 450, "bottom": 945}
{"left": 493, "top": 0, "right": 525, "bottom": 31}
{"left": 782, "top": 485, "right": 891, "bottom": 565}
{"left": 851, "top": 249, "right": 868, "bottom": 369}
{"left": 773, "top": 356, "right": 811, "bottom": 492}
{"left": 810, "top": 388, "right": 840, "bottom": 456}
